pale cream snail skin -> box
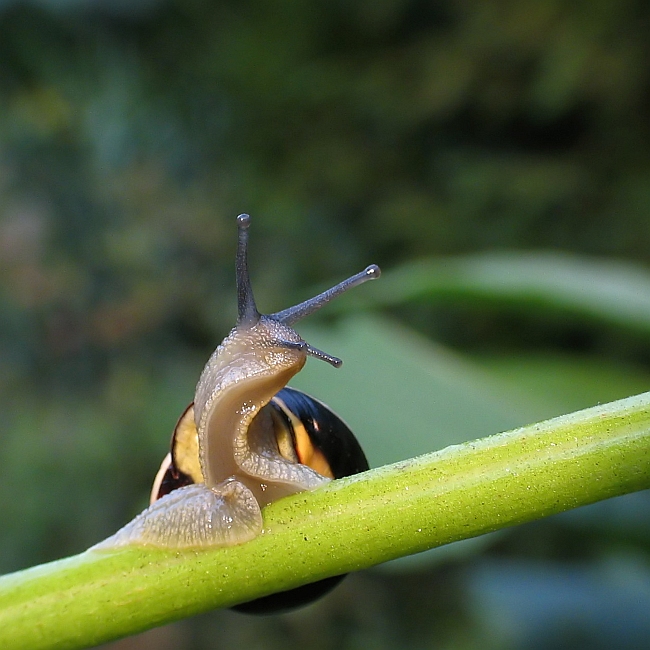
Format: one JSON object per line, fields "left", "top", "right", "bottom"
{"left": 93, "top": 214, "right": 380, "bottom": 557}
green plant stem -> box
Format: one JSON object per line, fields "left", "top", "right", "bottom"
{"left": 1, "top": 392, "right": 649, "bottom": 650}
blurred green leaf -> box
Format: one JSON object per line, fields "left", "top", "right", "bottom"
{"left": 337, "top": 253, "right": 650, "bottom": 334}
{"left": 473, "top": 353, "right": 650, "bottom": 416}
{"left": 293, "top": 315, "right": 546, "bottom": 468}
{"left": 294, "top": 313, "right": 650, "bottom": 467}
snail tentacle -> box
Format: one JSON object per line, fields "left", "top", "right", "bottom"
{"left": 271, "top": 264, "right": 380, "bottom": 326}
{"left": 236, "top": 213, "right": 260, "bottom": 327}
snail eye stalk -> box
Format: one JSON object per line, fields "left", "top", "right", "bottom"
{"left": 271, "top": 264, "right": 380, "bottom": 326}
{"left": 236, "top": 213, "right": 260, "bottom": 327}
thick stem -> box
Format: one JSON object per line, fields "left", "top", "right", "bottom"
{"left": 1, "top": 392, "right": 649, "bottom": 650}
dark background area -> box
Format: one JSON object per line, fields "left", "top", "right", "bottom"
{"left": 1, "top": 1, "right": 650, "bottom": 648}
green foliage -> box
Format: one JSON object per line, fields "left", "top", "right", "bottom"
{"left": 1, "top": 1, "right": 650, "bottom": 648}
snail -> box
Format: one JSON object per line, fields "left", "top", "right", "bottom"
{"left": 94, "top": 214, "right": 380, "bottom": 613}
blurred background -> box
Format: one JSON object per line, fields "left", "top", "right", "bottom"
{"left": 1, "top": 0, "right": 650, "bottom": 648}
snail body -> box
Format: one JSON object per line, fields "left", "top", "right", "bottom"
{"left": 94, "top": 214, "right": 379, "bottom": 610}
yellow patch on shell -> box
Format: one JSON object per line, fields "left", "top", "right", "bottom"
{"left": 172, "top": 404, "right": 203, "bottom": 483}
{"left": 272, "top": 396, "right": 335, "bottom": 480}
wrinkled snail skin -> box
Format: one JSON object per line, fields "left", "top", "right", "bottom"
{"left": 91, "top": 213, "right": 379, "bottom": 597}
{"left": 193, "top": 317, "right": 328, "bottom": 507}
